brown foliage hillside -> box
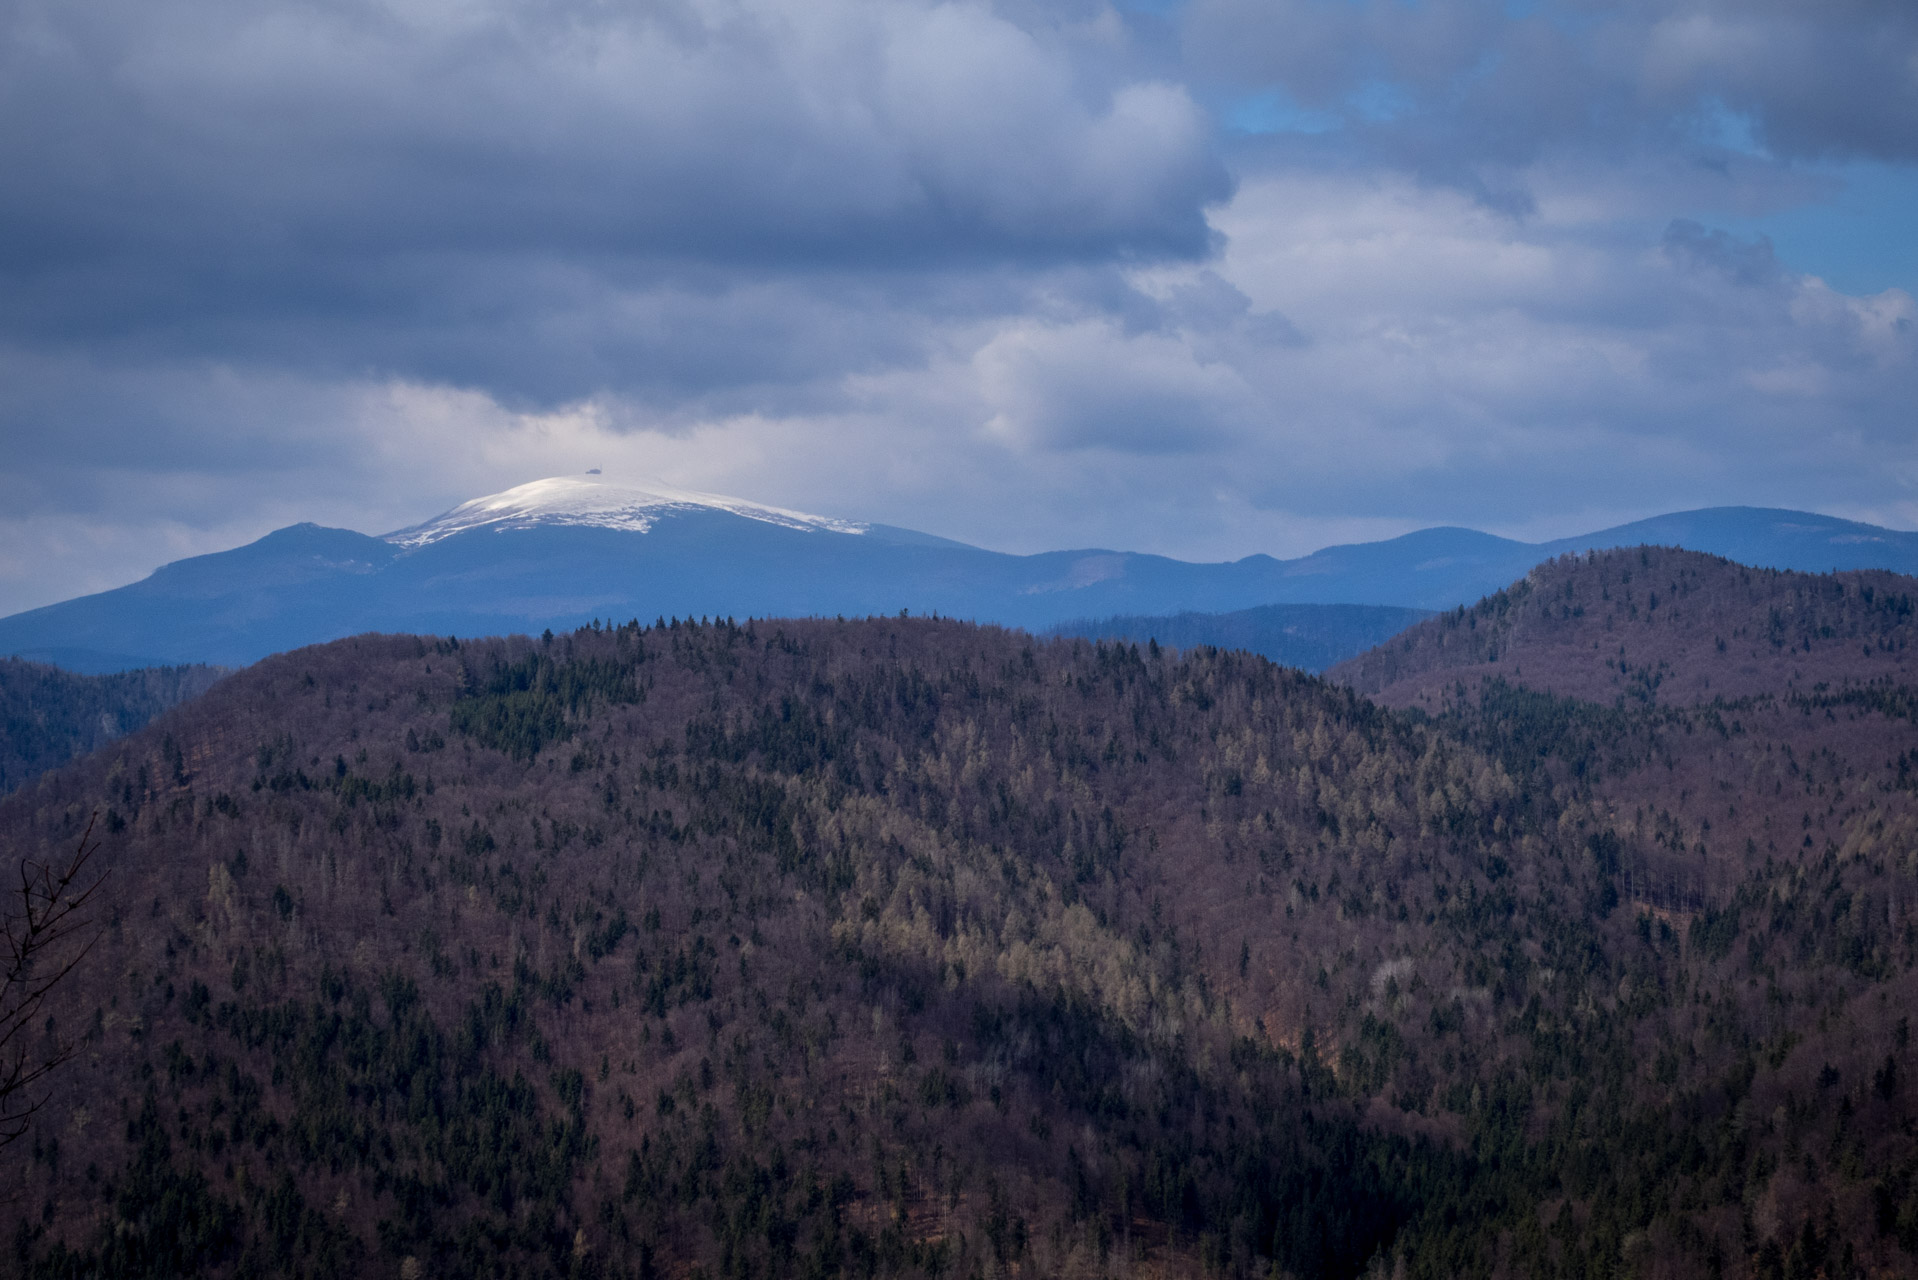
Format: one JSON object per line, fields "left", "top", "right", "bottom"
{"left": 1328, "top": 547, "right": 1918, "bottom": 910}
{"left": 1328, "top": 546, "right": 1917, "bottom": 710}
{"left": 1, "top": 616, "right": 1916, "bottom": 1279}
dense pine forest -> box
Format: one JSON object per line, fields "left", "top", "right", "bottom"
{"left": 3, "top": 550, "right": 1917, "bottom": 1278}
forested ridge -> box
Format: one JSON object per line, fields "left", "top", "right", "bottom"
{"left": 1330, "top": 546, "right": 1917, "bottom": 710}
{"left": 0, "top": 658, "right": 225, "bottom": 797}
{"left": 2, "top": 597, "right": 1916, "bottom": 1278}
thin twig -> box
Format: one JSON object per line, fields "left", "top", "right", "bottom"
{"left": 0, "top": 813, "right": 107, "bottom": 1145}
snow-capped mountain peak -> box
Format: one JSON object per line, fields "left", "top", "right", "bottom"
{"left": 385, "top": 475, "right": 868, "bottom": 548}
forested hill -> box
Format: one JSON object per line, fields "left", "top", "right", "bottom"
{"left": 0, "top": 657, "right": 225, "bottom": 796}
{"left": 4, "top": 618, "right": 1918, "bottom": 1279}
{"left": 1328, "top": 546, "right": 1918, "bottom": 710}
{"left": 1326, "top": 543, "right": 1918, "bottom": 918}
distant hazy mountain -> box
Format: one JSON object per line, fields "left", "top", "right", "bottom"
{"left": 2, "top": 475, "right": 1914, "bottom": 671}
{"left": 1048, "top": 603, "right": 1433, "bottom": 673}
{"left": 1268, "top": 507, "right": 1918, "bottom": 611}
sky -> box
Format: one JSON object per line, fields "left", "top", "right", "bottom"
{"left": 1, "top": 0, "right": 1914, "bottom": 616}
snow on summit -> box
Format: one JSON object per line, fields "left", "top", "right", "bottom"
{"left": 385, "top": 475, "right": 868, "bottom": 548}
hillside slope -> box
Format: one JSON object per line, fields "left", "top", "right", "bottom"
{"left": 2, "top": 619, "right": 1917, "bottom": 1278}
{"left": 1329, "top": 547, "right": 1918, "bottom": 909}
{"left": 1329, "top": 546, "right": 1918, "bottom": 710}
{"left": 0, "top": 657, "right": 226, "bottom": 795}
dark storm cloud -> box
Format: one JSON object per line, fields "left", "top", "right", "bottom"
{"left": 0, "top": 0, "right": 1228, "bottom": 400}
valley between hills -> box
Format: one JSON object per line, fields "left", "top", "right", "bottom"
{"left": 3, "top": 546, "right": 1918, "bottom": 1279}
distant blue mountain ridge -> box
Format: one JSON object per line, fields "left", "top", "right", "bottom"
{"left": 1, "top": 477, "right": 1913, "bottom": 673}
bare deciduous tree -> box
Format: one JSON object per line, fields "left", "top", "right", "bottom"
{"left": 0, "top": 813, "right": 104, "bottom": 1147}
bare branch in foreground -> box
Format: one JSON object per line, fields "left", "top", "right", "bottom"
{"left": 0, "top": 813, "right": 106, "bottom": 1147}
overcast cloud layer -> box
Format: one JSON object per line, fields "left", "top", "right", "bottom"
{"left": 2, "top": 0, "right": 1913, "bottom": 614}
